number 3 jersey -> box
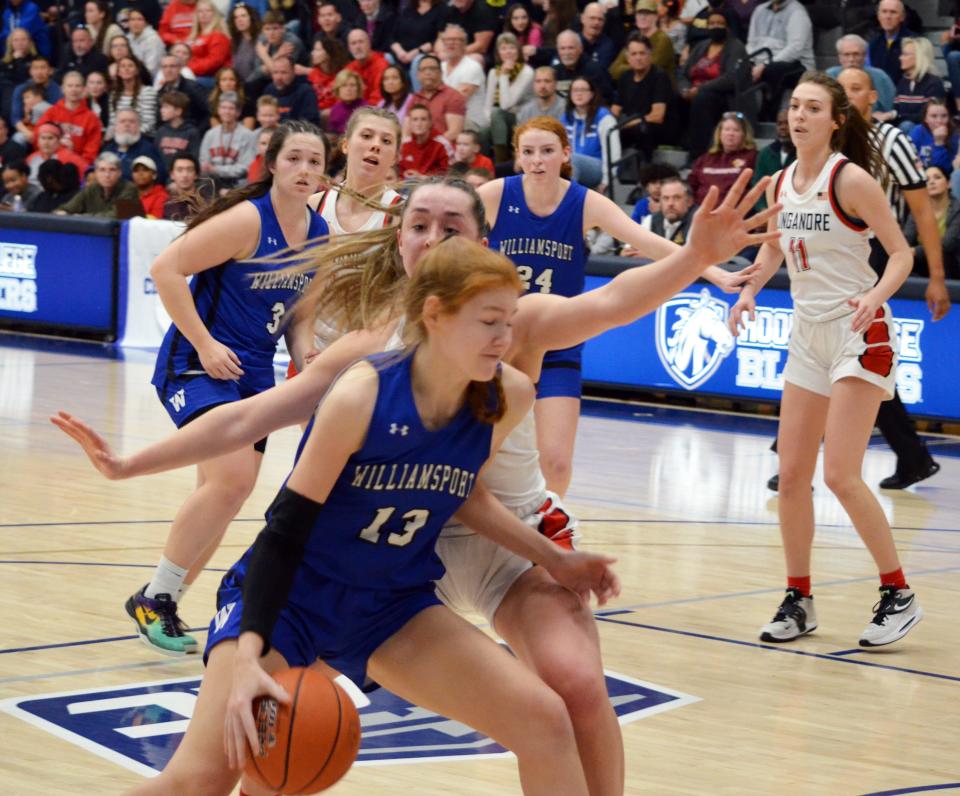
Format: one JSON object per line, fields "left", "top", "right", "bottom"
{"left": 152, "top": 192, "right": 329, "bottom": 388}
{"left": 775, "top": 151, "right": 876, "bottom": 323}
{"left": 282, "top": 351, "right": 495, "bottom": 592}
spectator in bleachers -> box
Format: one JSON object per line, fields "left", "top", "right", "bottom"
{"left": 84, "top": 70, "right": 110, "bottom": 127}
{"left": 825, "top": 34, "right": 895, "bottom": 119}
{"left": 58, "top": 24, "right": 110, "bottom": 79}
{"left": 905, "top": 164, "right": 960, "bottom": 279}
{"left": 247, "top": 125, "right": 273, "bottom": 181}
{"left": 86, "top": 0, "right": 124, "bottom": 55}
{"left": 443, "top": 0, "right": 497, "bottom": 60}
{"left": 257, "top": 10, "right": 306, "bottom": 77}
{"left": 326, "top": 69, "right": 367, "bottom": 134}
{"left": 503, "top": 4, "right": 543, "bottom": 63}
{"left": 441, "top": 24, "right": 487, "bottom": 131}
{"left": 867, "top": 0, "right": 916, "bottom": 88}
{"left": 464, "top": 165, "right": 492, "bottom": 186}
{"left": 516, "top": 64, "right": 565, "bottom": 123}
{"left": 941, "top": 18, "right": 960, "bottom": 112}
{"left": 639, "top": 174, "right": 695, "bottom": 244}
{"left": 228, "top": 3, "right": 261, "bottom": 84}
{"left": 56, "top": 151, "right": 143, "bottom": 215}
{"left": 130, "top": 154, "right": 168, "bottom": 217}
{"left": 28, "top": 159, "right": 80, "bottom": 212}
{"left": 104, "top": 107, "right": 167, "bottom": 180}
{"left": 484, "top": 32, "right": 534, "bottom": 162}
{"left": 2, "top": 28, "right": 37, "bottom": 91}
{"left": 12, "top": 57, "right": 61, "bottom": 131}
{"left": 909, "top": 98, "right": 958, "bottom": 174}
{"left": 629, "top": 161, "right": 679, "bottom": 223}
{"left": 411, "top": 54, "right": 465, "bottom": 142}
{"left": 658, "top": 0, "right": 687, "bottom": 55}
{"left": 107, "top": 34, "right": 152, "bottom": 85}
{"left": 187, "top": 0, "right": 232, "bottom": 84}
{"left": 452, "top": 128, "right": 494, "bottom": 172}
{"left": 37, "top": 71, "right": 102, "bottom": 170}
{"left": 108, "top": 55, "right": 157, "bottom": 136}
{"left": 127, "top": 7, "right": 165, "bottom": 75}
{"left": 155, "top": 90, "right": 201, "bottom": 168}
{"left": 0, "top": 117, "right": 27, "bottom": 167}
{"left": 14, "top": 83, "right": 50, "bottom": 147}
{"left": 254, "top": 94, "right": 280, "bottom": 129}
{"left": 742, "top": 0, "right": 813, "bottom": 120}
{"left": 160, "top": 0, "right": 198, "bottom": 45}
{"left": 399, "top": 103, "right": 449, "bottom": 176}
{"left": 26, "top": 122, "right": 87, "bottom": 183}
{"left": 609, "top": 0, "right": 674, "bottom": 83}
{"left": 379, "top": 64, "right": 415, "bottom": 124}
{"left": 577, "top": 3, "right": 617, "bottom": 70}
{"left": 1, "top": 0, "right": 51, "bottom": 59}
{"left": 163, "top": 151, "right": 203, "bottom": 219}
{"left": 552, "top": 29, "right": 613, "bottom": 102}
{"left": 359, "top": 0, "right": 395, "bottom": 53}
{"left": 155, "top": 52, "right": 210, "bottom": 127}
{"left": 686, "top": 111, "right": 756, "bottom": 204}
{"left": 541, "top": 0, "right": 577, "bottom": 51}
{"left": 563, "top": 75, "right": 619, "bottom": 191}
{"left": 209, "top": 67, "right": 254, "bottom": 126}
{"left": 346, "top": 28, "right": 388, "bottom": 105}
{"left": 725, "top": 0, "right": 763, "bottom": 42}
{"left": 1, "top": 159, "right": 41, "bottom": 207}
{"left": 390, "top": 0, "right": 446, "bottom": 72}
{"left": 680, "top": 10, "right": 746, "bottom": 158}
{"left": 890, "top": 38, "right": 945, "bottom": 133}
{"left": 198, "top": 92, "right": 255, "bottom": 188}
{"left": 302, "top": 36, "right": 349, "bottom": 111}
{"left": 315, "top": 2, "right": 349, "bottom": 45}
{"left": 169, "top": 42, "right": 198, "bottom": 79}
{"left": 611, "top": 33, "right": 672, "bottom": 162}
{"left": 752, "top": 106, "right": 793, "bottom": 207}
{"left": 264, "top": 55, "right": 320, "bottom": 124}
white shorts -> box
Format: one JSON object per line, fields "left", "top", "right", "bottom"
{"left": 783, "top": 304, "right": 897, "bottom": 400}
{"left": 435, "top": 492, "right": 579, "bottom": 625}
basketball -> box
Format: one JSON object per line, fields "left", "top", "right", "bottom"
{"left": 245, "top": 667, "right": 361, "bottom": 795}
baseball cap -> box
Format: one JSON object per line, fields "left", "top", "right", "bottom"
{"left": 635, "top": 0, "right": 658, "bottom": 12}
{"left": 131, "top": 155, "right": 158, "bottom": 172}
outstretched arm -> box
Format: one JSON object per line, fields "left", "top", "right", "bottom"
{"left": 584, "top": 190, "right": 680, "bottom": 260}
{"left": 513, "top": 170, "right": 781, "bottom": 355}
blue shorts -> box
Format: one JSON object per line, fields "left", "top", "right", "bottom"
{"left": 536, "top": 346, "right": 583, "bottom": 400}
{"left": 205, "top": 562, "right": 441, "bottom": 687}
{"left": 154, "top": 370, "right": 275, "bottom": 451}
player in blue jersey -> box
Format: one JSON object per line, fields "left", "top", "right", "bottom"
{"left": 56, "top": 171, "right": 779, "bottom": 796}
{"left": 478, "top": 115, "right": 762, "bottom": 496}
{"left": 120, "top": 239, "right": 620, "bottom": 796}
{"left": 126, "top": 121, "right": 330, "bottom": 657}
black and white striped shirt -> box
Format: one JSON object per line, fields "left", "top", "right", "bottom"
{"left": 869, "top": 121, "right": 927, "bottom": 226}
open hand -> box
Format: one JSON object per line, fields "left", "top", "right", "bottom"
{"left": 727, "top": 292, "right": 756, "bottom": 337}
{"left": 50, "top": 411, "right": 131, "bottom": 479}
{"left": 847, "top": 292, "right": 883, "bottom": 333}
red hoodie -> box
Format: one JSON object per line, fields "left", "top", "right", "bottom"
{"left": 159, "top": 0, "right": 197, "bottom": 44}
{"left": 399, "top": 135, "right": 449, "bottom": 177}
{"left": 188, "top": 30, "right": 232, "bottom": 77}
{"left": 138, "top": 183, "right": 170, "bottom": 218}
{"left": 37, "top": 100, "right": 103, "bottom": 169}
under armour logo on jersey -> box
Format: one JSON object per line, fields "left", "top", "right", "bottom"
{"left": 168, "top": 389, "right": 186, "bottom": 413}
{"left": 267, "top": 236, "right": 279, "bottom": 246}
{"left": 507, "top": 205, "right": 520, "bottom": 214}
{"left": 389, "top": 423, "right": 409, "bottom": 436}
{"left": 212, "top": 602, "right": 235, "bottom": 633}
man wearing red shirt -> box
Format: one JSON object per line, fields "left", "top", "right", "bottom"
{"left": 36, "top": 71, "right": 102, "bottom": 170}
{"left": 159, "top": 0, "right": 197, "bottom": 45}
{"left": 346, "top": 29, "right": 388, "bottom": 105}
{"left": 409, "top": 55, "right": 465, "bottom": 144}
{"left": 452, "top": 130, "right": 493, "bottom": 174}
{"left": 399, "top": 105, "right": 449, "bottom": 177}
{"left": 130, "top": 155, "right": 169, "bottom": 218}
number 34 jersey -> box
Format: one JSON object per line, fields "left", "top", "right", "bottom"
{"left": 153, "top": 191, "right": 329, "bottom": 387}
{"left": 288, "top": 352, "right": 495, "bottom": 591}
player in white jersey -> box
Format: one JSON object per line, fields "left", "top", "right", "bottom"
{"left": 729, "top": 71, "right": 922, "bottom": 648}
{"left": 55, "top": 173, "right": 778, "bottom": 796}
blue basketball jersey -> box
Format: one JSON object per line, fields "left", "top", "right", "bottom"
{"left": 487, "top": 175, "right": 589, "bottom": 299}
{"left": 274, "top": 352, "right": 495, "bottom": 592}
{"left": 152, "top": 192, "right": 328, "bottom": 388}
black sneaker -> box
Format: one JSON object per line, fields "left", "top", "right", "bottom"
{"left": 767, "top": 473, "right": 779, "bottom": 491}
{"left": 879, "top": 460, "right": 940, "bottom": 490}
{"left": 760, "top": 588, "right": 817, "bottom": 642}
{"left": 125, "top": 585, "right": 198, "bottom": 656}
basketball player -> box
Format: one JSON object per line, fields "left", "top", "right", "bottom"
{"left": 56, "top": 171, "right": 779, "bottom": 796}
{"left": 478, "top": 116, "right": 761, "bottom": 496}
{"left": 728, "top": 72, "right": 922, "bottom": 647}
{"left": 126, "top": 122, "right": 330, "bottom": 657}
{"left": 124, "top": 240, "right": 621, "bottom": 796}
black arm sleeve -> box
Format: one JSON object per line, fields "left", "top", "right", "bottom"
{"left": 238, "top": 486, "right": 325, "bottom": 656}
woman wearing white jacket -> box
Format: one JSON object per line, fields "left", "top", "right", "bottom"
{"left": 485, "top": 33, "right": 534, "bottom": 163}
{"left": 126, "top": 7, "right": 166, "bottom": 75}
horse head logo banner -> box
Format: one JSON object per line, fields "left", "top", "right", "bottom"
{"left": 655, "top": 288, "right": 735, "bottom": 390}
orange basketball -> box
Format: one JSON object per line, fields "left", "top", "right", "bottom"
{"left": 245, "top": 667, "right": 361, "bottom": 795}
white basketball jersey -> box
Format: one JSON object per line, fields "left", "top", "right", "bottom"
{"left": 775, "top": 152, "right": 876, "bottom": 322}
{"left": 314, "top": 186, "right": 402, "bottom": 235}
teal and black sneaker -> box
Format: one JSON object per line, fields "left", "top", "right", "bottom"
{"left": 125, "top": 585, "right": 198, "bottom": 656}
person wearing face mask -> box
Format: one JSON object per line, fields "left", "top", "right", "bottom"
{"left": 678, "top": 9, "right": 746, "bottom": 158}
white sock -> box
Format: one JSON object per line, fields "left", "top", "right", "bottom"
{"left": 144, "top": 556, "right": 189, "bottom": 600}
{"left": 175, "top": 581, "right": 191, "bottom": 603}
